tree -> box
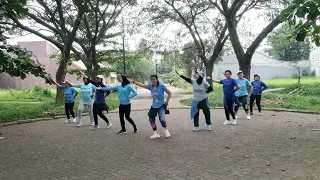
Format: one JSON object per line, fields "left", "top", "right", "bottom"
{"left": 268, "top": 23, "right": 310, "bottom": 61}
{"left": 211, "top": 0, "right": 291, "bottom": 79}
{"left": 142, "top": 0, "right": 229, "bottom": 84}
{"left": 281, "top": 0, "right": 320, "bottom": 46}
{"left": 1, "top": 0, "right": 87, "bottom": 103}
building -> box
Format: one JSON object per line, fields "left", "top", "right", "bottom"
{"left": 0, "top": 41, "right": 117, "bottom": 89}
{"left": 310, "top": 47, "right": 320, "bottom": 77}
{"left": 212, "top": 47, "right": 311, "bottom": 80}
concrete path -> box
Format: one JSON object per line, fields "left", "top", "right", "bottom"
{"left": 1, "top": 109, "right": 320, "bottom": 180}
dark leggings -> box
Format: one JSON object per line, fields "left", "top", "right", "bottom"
{"left": 194, "top": 99, "right": 211, "bottom": 127}
{"left": 65, "top": 102, "right": 75, "bottom": 119}
{"left": 234, "top": 95, "right": 249, "bottom": 113}
{"left": 119, "top": 104, "right": 136, "bottom": 131}
{"left": 250, "top": 95, "right": 262, "bottom": 112}
{"left": 93, "top": 103, "right": 109, "bottom": 125}
{"left": 224, "top": 98, "right": 236, "bottom": 120}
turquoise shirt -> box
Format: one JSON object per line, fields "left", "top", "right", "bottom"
{"left": 149, "top": 83, "right": 166, "bottom": 108}
{"left": 101, "top": 84, "right": 137, "bottom": 105}
{"left": 76, "top": 83, "right": 96, "bottom": 103}
{"left": 235, "top": 78, "right": 251, "bottom": 97}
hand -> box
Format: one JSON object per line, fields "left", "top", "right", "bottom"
{"left": 126, "top": 77, "right": 134, "bottom": 83}
{"left": 96, "top": 87, "right": 102, "bottom": 90}
{"left": 90, "top": 94, "right": 94, "bottom": 98}
{"left": 165, "top": 101, "right": 169, "bottom": 106}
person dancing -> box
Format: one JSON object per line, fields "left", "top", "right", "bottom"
{"left": 213, "top": 70, "right": 240, "bottom": 125}
{"left": 250, "top": 74, "right": 268, "bottom": 116}
{"left": 52, "top": 79, "right": 78, "bottom": 123}
{"left": 97, "top": 75, "right": 137, "bottom": 134}
{"left": 65, "top": 77, "right": 96, "bottom": 127}
{"left": 234, "top": 70, "right": 252, "bottom": 120}
{"left": 81, "top": 72, "right": 112, "bottom": 129}
{"left": 176, "top": 70, "right": 213, "bottom": 131}
{"left": 127, "top": 75, "right": 172, "bottom": 139}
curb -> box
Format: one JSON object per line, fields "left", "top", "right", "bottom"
{"left": 2, "top": 107, "right": 320, "bottom": 128}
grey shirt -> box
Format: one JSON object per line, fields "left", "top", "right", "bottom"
{"left": 191, "top": 79, "right": 210, "bottom": 101}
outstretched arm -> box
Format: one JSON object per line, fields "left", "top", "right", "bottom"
{"left": 64, "top": 80, "right": 77, "bottom": 87}
{"left": 175, "top": 70, "right": 192, "bottom": 84}
{"left": 127, "top": 77, "right": 149, "bottom": 89}
{"left": 96, "top": 86, "right": 119, "bottom": 91}
{"left": 52, "top": 79, "right": 62, "bottom": 88}
{"left": 212, "top": 80, "right": 222, "bottom": 84}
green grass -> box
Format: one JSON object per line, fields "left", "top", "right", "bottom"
{"left": 0, "top": 86, "right": 119, "bottom": 123}
{"left": 181, "top": 77, "right": 320, "bottom": 112}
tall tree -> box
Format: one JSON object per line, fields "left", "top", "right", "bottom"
{"left": 268, "top": 23, "right": 310, "bottom": 61}
{"left": 1, "top": 0, "right": 87, "bottom": 103}
{"left": 142, "top": 0, "right": 229, "bottom": 83}
{"left": 211, "top": 0, "right": 291, "bottom": 79}
{"left": 282, "top": 0, "right": 320, "bottom": 46}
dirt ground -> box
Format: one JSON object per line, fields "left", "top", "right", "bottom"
{"left": 0, "top": 109, "right": 320, "bottom": 180}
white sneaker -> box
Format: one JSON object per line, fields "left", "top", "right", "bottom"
{"left": 91, "top": 125, "right": 100, "bottom": 129}
{"left": 77, "top": 121, "right": 82, "bottom": 127}
{"left": 247, "top": 114, "right": 251, "bottom": 120}
{"left": 150, "top": 131, "right": 160, "bottom": 139}
{"left": 223, "top": 120, "right": 232, "bottom": 125}
{"left": 65, "top": 119, "right": 70, "bottom": 123}
{"left": 71, "top": 118, "right": 76, "bottom": 123}
{"left": 106, "top": 123, "right": 112, "bottom": 129}
{"left": 164, "top": 129, "right": 171, "bottom": 138}
{"left": 90, "top": 122, "right": 94, "bottom": 126}
{"left": 231, "top": 119, "right": 237, "bottom": 125}
{"left": 235, "top": 114, "right": 238, "bottom": 120}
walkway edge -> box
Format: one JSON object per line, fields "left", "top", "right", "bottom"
{"left": 1, "top": 107, "right": 319, "bottom": 128}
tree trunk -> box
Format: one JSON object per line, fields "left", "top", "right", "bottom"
{"left": 55, "top": 53, "right": 68, "bottom": 104}
{"left": 206, "top": 62, "right": 213, "bottom": 85}
{"left": 238, "top": 57, "right": 251, "bottom": 80}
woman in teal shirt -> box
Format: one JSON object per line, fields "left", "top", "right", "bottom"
{"left": 97, "top": 75, "right": 137, "bottom": 134}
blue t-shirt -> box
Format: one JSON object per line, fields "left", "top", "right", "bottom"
{"left": 149, "top": 83, "right": 166, "bottom": 108}
{"left": 251, "top": 80, "right": 268, "bottom": 95}
{"left": 235, "top": 78, "right": 251, "bottom": 97}
{"left": 220, "top": 78, "right": 238, "bottom": 98}
{"left": 101, "top": 84, "right": 137, "bottom": 105}
{"left": 61, "top": 86, "right": 78, "bottom": 103}
{"left": 76, "top": 83, "right": 96, "bottom": 103}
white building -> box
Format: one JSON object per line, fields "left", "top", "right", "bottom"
{"left": 310, "top": 47, "right": 320, "bottom": 77}
{"left": 212, "top": 47, "right": 311, "bottom": 80}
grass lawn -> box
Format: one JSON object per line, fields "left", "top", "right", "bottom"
{"left": 181, "top": 77, "right": 320, "bottom": 112}
{"left": 0, "top": 86, "right": 119, "bottom": 123}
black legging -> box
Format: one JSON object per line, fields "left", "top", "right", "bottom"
{"left": 250, "top": 95, "right": 262, "bottom": 112}
{"left": 93, "top": 103, "right": 109, "bottom": 125}
{"left": 119, "top": 104, "right": 136, "bottom": 131}
{"left": 224, "top": 97, "right": 236, "bottom": 120}
{"left": 234, "top": 95, "right": 249, "bottom": 113}
{"left": 194, "top": 99, "right": 211, "bottom": 127}
{"left": 65, "top": 102, "right": 75, "bottom": 119}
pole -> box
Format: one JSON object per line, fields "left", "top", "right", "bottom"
{"left": 156, "top": 64, "right": 158, "bottom": 75}
{"left": 122, "top": 18, "right": 126, "bottom": 74}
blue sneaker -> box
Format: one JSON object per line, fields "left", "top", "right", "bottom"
{"left": 206, "top": 124, "right": 212, "bottom": 131}
{"left": 193, "top": 127, "right": 200, "bottom": 131}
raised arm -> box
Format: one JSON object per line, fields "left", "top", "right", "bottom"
{"left": 64, "top": 80, "right": 77, "bottom": 87}
{"left": 127, "top": 77, "right": 149, "bottom": 89}
{"left": 52, "top": 79, "right": 62, "bottom": 88}
{"left": 175, "top": 70, "right": 192, "bottom": 84}
{"left": 164, "top": 87, "right": 172, "bottom": 106}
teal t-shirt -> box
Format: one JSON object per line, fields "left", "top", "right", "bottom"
{"left": 101, "top": 84, "right": 137, "bottom": 105}
{"left": 76, "top": 83, "right": 96, "bottom": 103}
{"left": 149, "top": 83, "right": 166, "bottom": 108}
{"left": 61, "top": 86, "right": 78, "bottom": 103}
{"left": 235, "top": 78, "right": 251, "bottom": 97}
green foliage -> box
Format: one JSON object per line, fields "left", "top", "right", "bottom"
{"left": 282, "top": 0, "right": 320, "bottom": 46}
{"left": 268, "top": 23, "right": 311, "bottom": 61}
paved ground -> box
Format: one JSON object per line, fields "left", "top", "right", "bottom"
{"left": 1, "top": 109, "right": 320, "bottom": 180}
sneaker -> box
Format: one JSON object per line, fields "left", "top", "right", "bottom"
{"left": 106, "top": 123, "right": 113, "bottom": 129}
{"left": 193, "top": 127, "right": 200, "bottom": 131}
{"left": 77, "top": 121, "right": 82, "bottom": 127}
{"left": 65, "top": 119, "right": 70, "bottom": 123}
{"left": 91, "top": 125, "right": 100, "bottom": 129}
{"left": 247, "top": 114, "right": 251, "bottom": 120}
{"left": 223, "top": 120, "right": 232, "bottom": 125}
{"left": 71, "top": 118, "right": 76, "bottom": 123}
{"left": 90, "top": 122, "right": 94, "bottom": 126}
{"left": 164, "top": 129, "right": 171, "bottom": 138}
{"left": 206, "top": 124, "right": 212, "bottom": 131}
{"left": 235, "top": 114, "right": 238, "bottom": 120}
{"left": 250, "top": 112, "right": 253, "bottom": 115}
{"left": 134, "top": 127, "right": 138, "bottom": 133}
{"left": 231, "top": 119, "right": 237, "bottom": 125}
{"left": 117, "top": 130, "right": 127, "bottom": 135}
{"left": 150, "top": 131, "right": 160, "bottom": 139}
{"left": 259, "top": 112, "right": 262, "bottom": 116}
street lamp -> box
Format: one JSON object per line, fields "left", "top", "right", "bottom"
{"left": 153, "top": 53, "right": 161, "bottom": 75}
{"left": 122, "top": 18, "right": 126, "bottom": 74}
